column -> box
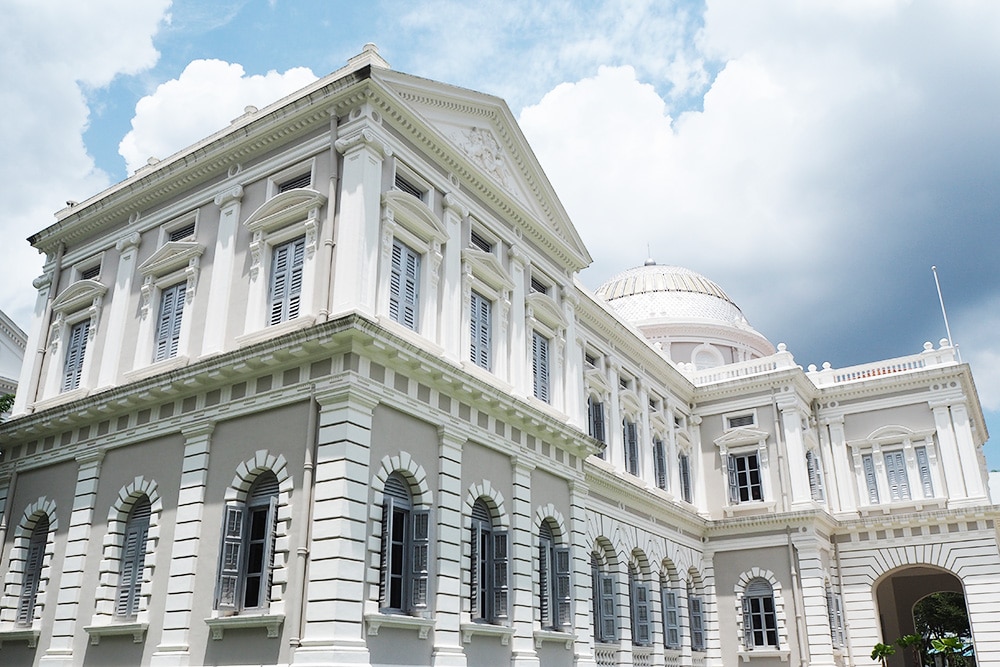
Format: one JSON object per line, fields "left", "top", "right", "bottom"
{"left": 793, "top": 543, "right": 836, "bottom": 667}
{"left": 430, "top": 427, "right": 466, "bottom": 665}
{"left": 509, "top": 458, "right": 538, "bottom": 667}
{"left": 931, "top": 404, "right": 967, "bottom": 500}
{"left": 292, "top": 386, "right": 376, "bottom": 666}
{"left": 700, "top": 550, "right": 720, "bottom": 667}
{"left": 816, "top": 420, "right": 841, "bottom": 513}
{"left": 638, "top": 383, "right": 655, "bottom": 485}
{"left": 150, "top": 422, "right": 214, "bottom": 667}
{"left": 438, "top": 196, "right": 466, "bottom": 363}
{"left": 12, "top": 271, "right": 52, "bottom": 415}
{"left": 568, "top": 480, "right": 597, "bottom": 667}
{"left": 949, "top": 402, "right": 988, "bottom": 501}
{"left": 826, "top": 418, "right": 856, "bottom": 513}
{"left": 606, "top": 364, "right": 623, "bottom": 470}
{"left": 203, "top": 185, "right": 243, "bottom": 355}
{"left": 39, "top": 451, "right": 103, "bottom": 666}
{"left": 780, "top": 405, "right": 812, "bottom": 508}
{"left": 507, "top": 248, "right": 528, "bottom": 396}
{"left": 562, "top": 292, "right": 583, "bottom": 429}
{"left": 97, "top": 232, "right": 140, "bottom": 387}
{"left": 331, "top": 116, "right": 390, "bottom": 319}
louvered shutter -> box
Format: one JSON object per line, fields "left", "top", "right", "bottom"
{"left": 662, "top": 588, "right": 680, "bottom": 649}
{"left": 624, "top": 421, "right": 639, "bottom": 475}
{"left": 258, "top": 494, "right": 279, "bottom": 608}
{"left": 592, "top": 399, "right": 605, "bottom": 443}
{"left": 833, "top": 593, "right": 845, "bottom": 648}
{"left": 389, "top": 241, "right": 402, "bottom": 323}
{"left": 915, "top": 446, "right": 934, "bottom": 497}
{"left": 555, "top": 545, "right": 572, "bottom": 629}
{"left": 599, "top": 571, "right": 617, "bottom": 641}
{"left": 17, "top": 520, "right": 48, "bottom": 626}
{"left": 155, "top": 283, "right": 186, "bottom": 361}
{"left": 690, "top": 596, "right": 705, "bottom": 651}
{"left": 409, "top": 508, "right": 430, "bottom": 611}
{"left": 634, "top": 582, "right": 651, "bottom": 645}
{"left": 379, "top": 499, "right": 391, "bottom": 607}
{"left": 116, "top": 499, "right": 151, "bottom": 618}
{"left": 532, "top": 331, "right": 549, "bottom": 402}
{"left": 885, "top": 451, "right": 910, "bottom": 501}
{"left": 654, "top": 438, "right": 667, "bottom": 489}
{"left": 215, "top": 502, "right": 245, "bottom": 611}
{"left": 806, "top": 450, "right": 824, "bottom": 501}
{"left": 470, "top": 520, "right": 481, "bottom": 617}
{"left": 268, "top": 237, "right": 305, "bottom": 325}
{"left": 679, "top": 454, "right": 692, "bottom": 503}
{"left": 862, "top": 454, "right": 880, "bottom": 504}
{"left": 742, "top": 595, "right": 754, "bottom": 647}
{"left": 62, "top": 320, "right": 90, "bottom": 391}
{"left": 538, "top": 540, "right": 551, "bottom": 627}
{"left": 470, "top": 291, "right": 491, "bottom": 370}
{"left": 401, "top": 245, "right": 420, "bottom": 330}
{"left": 727, "top": 454, "right": 740, "bottom": 504}
{"left": 492, "top": 531, "right": 509, "bottom": 621}
{"left": 287, "top": 237, "right": 304, "bottom": 320}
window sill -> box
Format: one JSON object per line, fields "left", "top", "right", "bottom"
{"left": 724, "top": 501, "right": 776, "bottom": 518}
{"left": 738, "top": 648, "right": 790, "bottom": 662}
{"left": 236, "top": 315, "right": 316, "bottom": 348}
{"left": 461, "top": 622, "right": 514, "bottom": 645}
{"left": 84, "top": 621, "right": 148, "bottom": 645}
{"left": 124, "top": 355, "right": 190, "bottom": 383}
{"left": 33, "top": 387, "right": 89, "bottom": 411}
{"left": 533, "top": 629, "right": 573, "bottom": 649}
{"left": 0, "top": 627, "right": 40, "bottom": 648}
{"left": 364, "top": 612, "right": 434, "bottom": 639}
{"left": 204, "top": 613, "right": 284, "bottom": 640}
{"left": 859, "top": 498, "right": 946, "bottom": 516}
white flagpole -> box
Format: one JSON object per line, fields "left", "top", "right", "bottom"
{"left": 931, "top": 265, "right": 960, "bottom": 361}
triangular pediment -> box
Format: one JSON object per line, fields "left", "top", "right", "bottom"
{"left": 368, "top": 70, "right": 592, "bottom": 274}
{"left": 138, "top": 241, "right": 204, "bottom": 278}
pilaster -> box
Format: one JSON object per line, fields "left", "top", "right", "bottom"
{"left": 793, "top": 543, "right": 835, "bottom": 667}
{"left": 292, "top": 386, "right": 377, "bottom": 665}
{"left": 439, "top": 196, "right": 466, "bottom": 363}
{"left": 12, "top": 271, "right": 53, "bottom": 415}
{"left": 931, "top": 404, "right": 967, "bottom": 500}
{"left": 568, "top": 480, "right": 597, "bottom": 667}
{"left": 508, "top": 247, "right": 528, "bottom": 396}
{"left": 430, "top": 426, "right": 467, "bottom": 666}
{"left": 203, "top": 185, "right": 243, "bottom": 355}
{"left": 780, "top": 406, "right": 812, "bottom": 508}
{"left": 97, "top": 232, "right": 140, "bottom": 387}
{"left": 150, "top": 421, "right": 214, "bottom": 667}
{"left": 509, "top": 458, "right": 539, "bottom": 667}
{"left": 39, "top": 451, "right": 104, "bottom": 666}
{"left": 948, "top": 402, "right": 987, "bottom": 501}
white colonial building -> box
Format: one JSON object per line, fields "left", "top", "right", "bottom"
{"left": 0, "top": 45, "right": 996, "bottom": 667}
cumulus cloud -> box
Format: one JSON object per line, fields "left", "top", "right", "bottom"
{"left": 118, "top": 60, "right": 317, "bottom": 174}
{"left": 0, "top": 0, "right": 171, "bottom": 326}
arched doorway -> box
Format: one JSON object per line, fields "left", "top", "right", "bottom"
{"left": 874, "top": 566, "right": 973, "bottom": 666}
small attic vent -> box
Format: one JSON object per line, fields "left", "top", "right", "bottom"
{"left": 470, "top": 230, "right": 493, "bottom": 253}
{"left": 530, "top": 277, "right": 548, "bottom": 295}
{"left": 278, "top": 172, "right": 312, "bottom": 193}
{"left": 394, "top": 173, "right": 424, "bottom": 199}
{"left": 169, "top": 222, "right": 196, "bottom": 242}
{"left": 728, "top": 414, "right": 755, "bottom": 429}
{"left": 80, "top": 265, "right": 100, "bottom": 281}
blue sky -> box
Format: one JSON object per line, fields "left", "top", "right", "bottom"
{"left": 3, "top": 0, "right": 1000, "bottom": 467}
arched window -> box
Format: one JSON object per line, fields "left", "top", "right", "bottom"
{"left": 17, "top": 515, "right": 49, "bottom": 626}
{"left": 470, "top": 499, "right": 508, "bottom": 623}
{"left": 380, "top": 473, "right": 429, "bottom": 613}
{"left": 115, "top": 496, "right": 151, "bottom": 619}
{"left": 538, "top": 520, "right": 571, "bottom": 630}
{"left": 215, "top": 472, "right": 279, "bottom": 613}
{"left": 742, "top": 578, "right": 779, "bottom": 648}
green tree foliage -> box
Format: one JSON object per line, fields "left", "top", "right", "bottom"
{"left": 0, "top": 393, "right": 13, "bottom": 419}
{"left": 871, "top": 642, "right": 896, "bottom": 666}
{"left": 914, "top": 592, "right": 970, "bottom": 642}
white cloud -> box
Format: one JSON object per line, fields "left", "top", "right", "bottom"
{"left": 118, "top": 60, "right": 317, "bottom": 174}
{"left": 0, "top": 0, "right": 171, "bottom": 327}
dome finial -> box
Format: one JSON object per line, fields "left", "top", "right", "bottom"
{"left": 644, "top": 243, "right": 655, "bottom": 266}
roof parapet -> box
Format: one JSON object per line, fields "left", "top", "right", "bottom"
{"left": 806, "top": 339, "right": 958, "bottom": 387}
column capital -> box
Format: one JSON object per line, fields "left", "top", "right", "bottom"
{"left": 180, "top": 420, "right": 215, "bottom": 440}
{"left": 334, "top": 127, "right": 393, "bottom": 158}
{"left": 115, "top": 231, "right": 142, "bottom": 252}
{"left": 214, "top": 184, "right": 244, "bottom": 207}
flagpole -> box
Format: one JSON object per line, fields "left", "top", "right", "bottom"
{"left": 931, "top": 265, "right": 960, "bottom": 361}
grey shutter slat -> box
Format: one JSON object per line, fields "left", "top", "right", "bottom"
{"left": 654, "top": 438, "right": 667, "bottom": 489}
{"left": 402, "top": 246, "right": 420, "bottom": 330}
{"left": 287, "top": 237, "right": 304, "bottom": 320}
{"left": 862, "top": 454, "right": 880, "bottom": 504}
{"left": 742, "top": 595, "right": 753, "bottom": 647}
{"left": 599, "top": 572, "right": 617, "bottom": 641}
{"left": 268, "top": 237, "right": 305, "bottom": 325}
{"left": 806, "top": 450, "right": 824, "bottom": 501}
{"left": 492, "top": 530, "right": 509, "bottom": 621}
{"left": 538, "top": 540, "right": 551, "bottom": 627}
{"left": 155, "top": 283, "right": 186, "bottom": 361}
{"left": 662, "top": 588, "right": 680, "bottom": 649}
{"left": 470, "top": 291, "right": 491, "bottom": 369}
{"left": 260, "top": 494, "right": 279, "bottom": 607}
{"left": 532, "top": 331, "right": 549, "bottom": 402}
{"left": 555, "top": 545, "right": 572, "bottom": 629}
{"left": 634, "top": 582, "right": 651, "bottom": 645}
{"left": 593, "top": 399, "right": 605, "bottom": 442}
{"left": 885, "top": 451, "right": 910, "bottom": 500}
{"left": 690, "top": 596, "right": 705, "bottom": 651}
{"left": 62, "top": 320, "right": 90, "bottom": 391}
{"left": 915, "top": 446, "right": 934, "bottom": 497}
{"left": 389, "top": 241, "right": 402, "bottom": 323}
{"left": 625, "top": 421, "right": 639, "bottom": 475}
{"left": 379, "top": 498, "right": 391, "bottom": 607}
{"left": 116, "top": 506, "right": 150, "bottom": 618}
{"left": 215, "top": 502, "right": 245, "bottom": 611}
{"left": 17, "top": 522, "right": 48, "bottom": 626}
{"left": 409, "top": 508, "right": 429, "bottom": 611}
{"left": 679, "top": 454, "right": 692, "bottom": 503}
{"left": 470, "top": 520, "right": 482, "bottom": 618}
{"left": 727, "top": 454, "right": 739, "bottom": 503}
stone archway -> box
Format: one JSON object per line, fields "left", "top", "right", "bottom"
{"left": 874, "top": 566, "right": 970, "bottom": 667}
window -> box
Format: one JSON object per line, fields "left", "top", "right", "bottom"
{"left": 215, "top": 473, "right": 279, "bottom": 613}
{"left": 678, "top": 453, "right": 692, "bottom": 504}
{"left": 529, "top": 276, "right": 548, "bottom": 295}
{"left": 623, "top": 420, "right": 639, "bottom": 476}
{"left": 154, "top": 283, "right": 186, "bottom": 361}
{"left": 394, "top": 172, "right": 425, "bottom": 199}
{"left": 470, "top": 291, "right": 492, "bottom": 370}
{"left": 591, "top": 553, "right": 617, "bottom": 642}
{"left": 826, "top": 583, "right": 845, "bottom": 649}
{"left": 661, "top": 579, "right": 680, "bottom": 650}
{"left": 727, "top": 452, "right": 763, "bottom": 504}
{"left": 62, "top": 320, "right": 90, "bottom": 392}
{"left": 688, "top": 585, "right": 705, "bottom": 652}
{"left": 587, "top": 396, "right": 606, "bottom": 443}
{"left": 915, "top": 446, "right": 934, "bottom": 497}
{"left": 742, "top": 578, "right": 779, "bottom": 649}
{"left": 380, "top": 473, "right": 429, "bottom": 613}
{"left": 390, "top": 239, "right": 421, "bottom": 331}
{"left": 629, "top": 566, "right": 651, "bottom": 646}
{"left": 806, "top": 450, "right": 824, "bottom": 501}
{"left": 470, "top": 229, "right": 494, "bottom": 253}
{"left": 168, "top": 221, "right": 196, "bottom": 242}
{"left": 538, "top": 521, "right": 571, "bottom": 630}
{"left": 470, "top": 499, "right": 508, "bottom": 623}
{"left": 79, "top": 264, "right": 101, "bottom": 281}
{"left": 16, "top": 516, "right": 49, "bottom": 626}
{"left": 532, "top": 330, "right": 550, "bottom": 402}
{"left": 727, "top": 413, "right": 755, "bottom": 429}
{"left": 883, "top": 450, "right": 910, "bottom": 501}
{"left": 116, "top": 496, "right": 151, "bottom": 619}
{"left": 653, "top": 438, "right": 667, "bottom": 490}
{"left": 277, "top": 172, "right": 311, "bottom": 193}
{"left": 862, "top": 454, "right": 880, "bottom": 504}
{"left": 268, "top": 236, "right": 305, "bottom": 326}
